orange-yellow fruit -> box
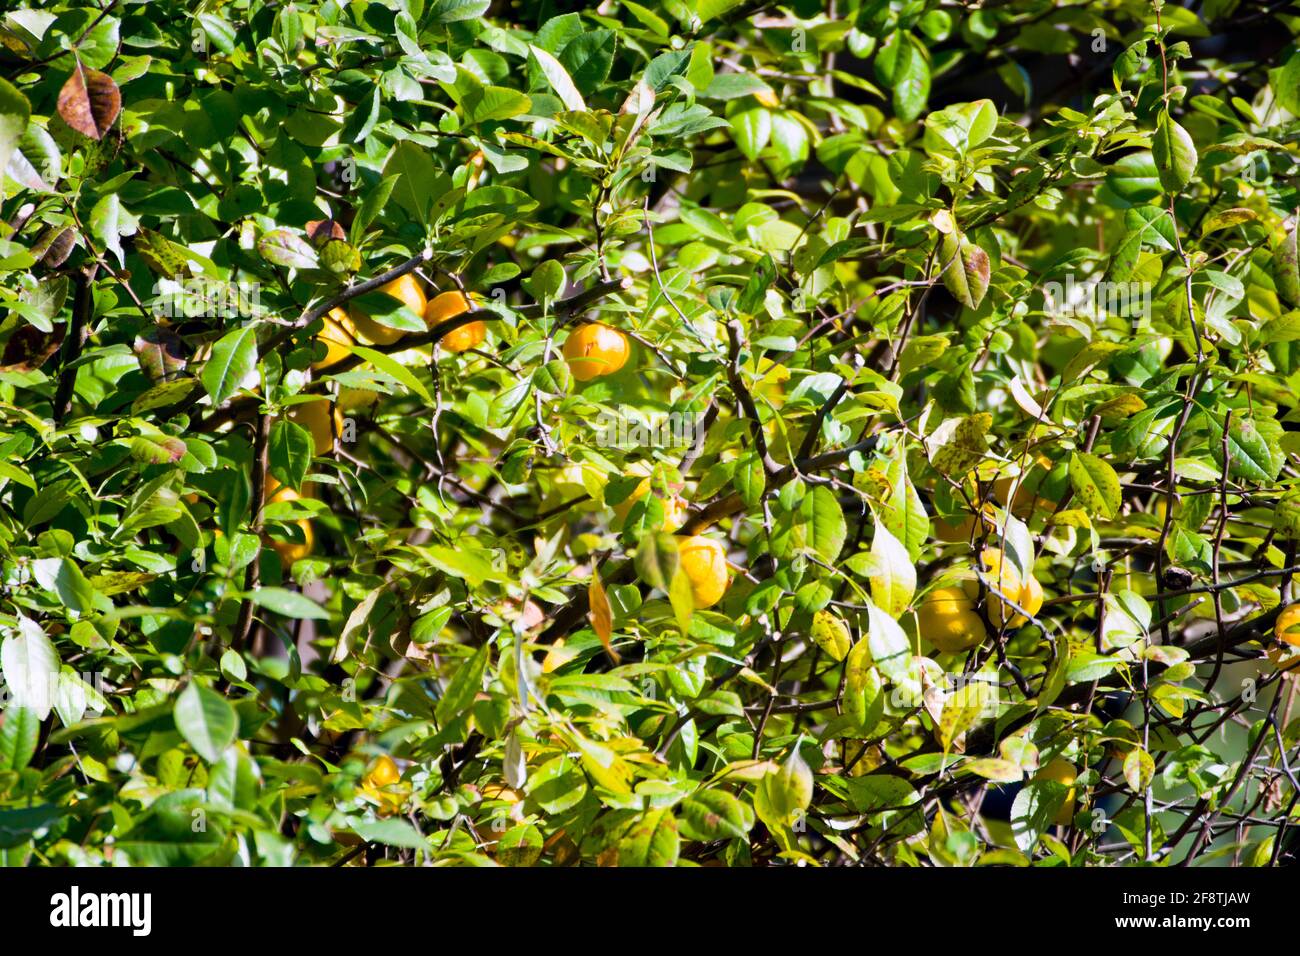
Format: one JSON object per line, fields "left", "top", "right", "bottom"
{"left": 365, "top": 754, "right": 400, "bottom": 788}
{"left": 361, "top": 754, "right": 405, "bottom": 816}
{"left": 612, "top": 478, "right": 687, "bottom": 532}
{"left": 288, "top": 397, "right": 342, "bottom": 456}
{"left": 677, "top": 535, "right": 729, "bottom": 608}
{"left": 1270, "top": 604, "right": 1300, "bottom": 671}
{"left": 348, "top": 274, "right": 426, "bottom": 346}
{"left": 916, "top": 587, "right": 987, "bottom": 653}
{"left": 562, "top": 323, "right": 630, "bottom": 381}
{"left": 1010, "top": 572, "right": 1045, "bottom": 627}
{"left": 424, "top": 290, "right": 485, "bottom": 352}
{"left": 963, "top": 548, "right": 1024, "bottom": 627}
{"left": 1034, "top": 757, "right": 1078, "bottom": 826}
{"left": 264, "top": 478, "right": 314, "bottom": 565}
{"left": 313, "top": 308, "right": 355, "bottom": 370}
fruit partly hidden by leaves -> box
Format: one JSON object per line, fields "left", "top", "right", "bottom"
{"left": 427, "top": 290, "right": 486, "bottom": 352}
{"left": 1034, "top": 757, "right": 1078, "bottom": 826}
{"left": 361, "top": 754, "right": 405, "bottom": 815}
{"left": 1270, "top": 603, "right": 1300, "bottom": 672}
{"left": 1011, "top": 572, "right": 1044, "bottom": 627}
{"left": 916, "top": 586, "right": 987, "bottom": 653}
{"left": 265, "top": 476, "right": 314, "bottom": 565}
{"left": 562, "top": 322, "right": 630, "bottom": 381}
{"left": 349, "top": 274, "right": 426, "bottom": 346}
{"left": 612, "top": 477, "right": 687, "bottom": 532}
{"left": 677, "top": 535, "right": 729, "bottom": 609}
{"left": 963, "top": 547, "right": 1024, "bottom": 627}
{"left": 314, "top": 308, "right": 355, "bottom": 370}
{"left": 289, "top": 398, "right": 342, "bottom": 456}
{"left": 932, "top": 503, "right": 996, "bottom": 543}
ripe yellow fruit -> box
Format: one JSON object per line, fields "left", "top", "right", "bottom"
{"left": 612, "top": 478, "right": 687, "bottom": 532}
{"left": 348, "top": 273, "right": 426, "bottom": 346}
{"left": 963, "top": 548, "right": 1024, "bottom": 627}
{"left": 916, "top": 587, "right": 987, "bottom": 653}
{"left": 1011, "top": 572, "right": 1045, "bottom": 627}
{"left": 1270, "top": 604, "right": 1300, "bottom": 672}
{"left": 1034, "top": 757, "right": 1078, "bottom": 826}
{"left": 424, "top": 290, "right": 486, "bottom": 353}
{"left": 339, "top": 386, "right": 379, "bottom": 411}
{"left": 361, "top": 754, "right": 405, "bottom": 816}
{"left": 288, "top": 397, "right": 342, "bottom": 456}
{"left": 313, "top": 308, "right": 355, "bottom": 370}
{"left": 562, "top": 323, "right": 630, "bottom": 381}
{"left": 264, "top": 477, "right": 314, "bottom": 565}
{"left": 365, "top": 754, "right": 400, "bottom": 788}
{"left": 677, "top": 535, "right": 729, "bottom": 608}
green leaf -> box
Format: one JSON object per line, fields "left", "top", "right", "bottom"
{"left": 868, "top": 517, "right": 915, "bottom": 618}
{"left": 200, "top": 325, "right": 259, "bottom": 406}
{"left": 635, "top": 532, "right": 681, "bottom": 592}
{"left": 0, "top": 706, "right": 40, "bottom": 771}
{"left": 616, "top": 808, "right": 680, "bottom": 866}
{"left": 428, "top": 0, "right": 491, "bottom": 22}
{"left": 529, "top": 45, "right": 585, "bottom": 112}
{"left": 174, "top": 683, "right": 237, "bottom": 763}
{"left": 1275, "top": 51, "right": 1300, "bottom": 117}
{"left": 348, "top": 345, "right": 433, "bottom": 403}
{"left": 0, "top": 76, "right": 32, "bottom": 188}
{"left": 1151, "top": 110, "right": 1197, "bottom": 192}
{"left": 269, "top": 419, "right": 313, "bottom": 489}
{"left": 1208, "top": 414, "right": 1285, "bottom": 483}
{"left": 940, "top": 233, "right": 990, "bottom": 310}
{"left": 1, "top": 616, "right": 59, "bottom": 720}
{"left": 251, "top": 587, "right": 330, "bottom": 620}
{"left": 435, "top": 644, "right": 489, "bottom": 725}
{"left": 678, "top": 789, "right": 754, "bottom": 842}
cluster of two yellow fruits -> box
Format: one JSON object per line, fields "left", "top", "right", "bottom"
{"left": 916, "top": 547, "right": 1045, "bottom": 654}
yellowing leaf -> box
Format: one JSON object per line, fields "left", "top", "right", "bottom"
{"left": 868, "top": 517, "right": 915, "bottom": 618}
{"left": 587, "top": 568, "right": 618, "bottom": 662}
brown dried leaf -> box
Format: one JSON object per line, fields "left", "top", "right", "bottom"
{"left": 0, "top": 322, "right": 64, "bottom": 372}
{"left": 56, "top": 61, "right": 121, "bottom": 140}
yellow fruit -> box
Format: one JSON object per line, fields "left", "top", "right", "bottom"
{"left": 442, "top": 321, "right": 486, "bottom": 353}
{"left": 963, "top": 548, "right": 1024, "bottom": 627}
{"left": 339, "top": 386, "right": 379, "bottom": 411}
{"left": 677, "top": 535, "right": 729, "bottom": 608}
{"left": 361, "top": 754, "right": 405, "bottom": 816}
{"left": 424, "top": 290, "right": 485, "bottom": 352}
{"left": 288, "top": 397, "right": 342, "bottom": 456}
{"left": 562, "top": 323, "right": 630, "bottom": 381}
{"left": 1034, "top": 757, "right": 1078, "bottom": 826}
{"left": 612, "top": 478, "right": 687, "bottom": 532}
{"left": 1276, "top": 604, "right": 1300, "bottom": 646}
{"left": 264, "top": 478, "right": 314, "bottom": 565}
{"left": 365, "top": 754, "right": 400, "bottom": 788}
{"left": 1010, "top": 572, "right": 1045, "bottom": 627}
{"left": 1270, "top": 605, "right": 1300, "bottom": 672}
{"left": 932, "top": 504, "right": 997, "bottom": 543}
{"left": 916, "top": 587, "right": 987, "bottom": 653}
{"left": 348, "top": 274, "right": 426, "bottom": 346}
{"left": 313, "top": 308, "right": 355, "bottom": 370}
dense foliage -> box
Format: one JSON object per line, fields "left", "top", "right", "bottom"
{"left": 2, "top": 0, "right": 1300, "bottom": 867}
